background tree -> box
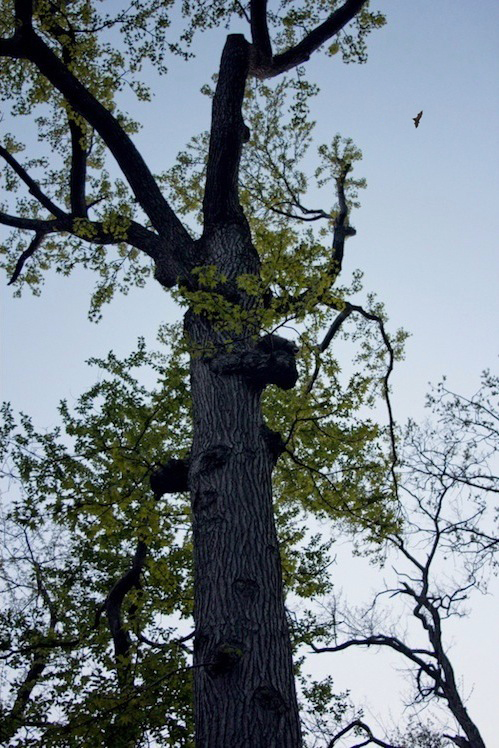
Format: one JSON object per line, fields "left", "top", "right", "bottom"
{"left": 0, "top": 1, "right": 401, "bottom": 745}
{"left": 312, "top": 372, "right": 498, "bottom": 748}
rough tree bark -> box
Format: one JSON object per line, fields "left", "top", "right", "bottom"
{"left": 186, "top": 34, "right": 302, "bottom": 746}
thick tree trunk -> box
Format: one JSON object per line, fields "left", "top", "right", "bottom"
{"left": 439, "top": 650, "right": 486, "bottom": 748}
{"left": 183, "top": 33, "right": 302, "bottom": 746}
{"left": 186, "top": 233, "right": 302, "bottom": 746}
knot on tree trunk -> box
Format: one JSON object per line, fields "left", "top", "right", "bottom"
{"left": 150, "top": 458, "right": 189, "bottom": 498}
{"left": 206, "top": 642, "right": 245, "bottom": 678}
{"left": 253, "top": 684, "right": 288, "bottom": 714}
{"left": 193, "top": 444, "right": 231, "bottom": 475}
{"left": 261, "top": 424, "right": 286, "bottom": 465}
{"left": 209, "top": 334, "right": 299, "bottom": 391}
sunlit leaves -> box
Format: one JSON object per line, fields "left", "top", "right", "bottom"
{"left": 0, "top": 332, "right": 195, "bottom": 744}
{"left": 263, "top": 339, "right": 400, "bottom": 546}
{"left": 315, "top": 134, "right": 367, "bottom": 213}
{"left": 0, "top": 2, "right": 398, "bottom": 741}
{"left": 273, "top": 0, "right": 385, "bottom": 64}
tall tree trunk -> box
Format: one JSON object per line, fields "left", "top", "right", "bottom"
{"left": 184, "top": 33, "right": 302, "bottom": 746}
{"left": 185, "top": 225, "right": 302, "bottom": 743}
{"left": 188, "top": 313, "right": 302, "bottom": 746}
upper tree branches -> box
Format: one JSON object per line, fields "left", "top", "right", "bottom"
{"left": 250, "top": 0, "right": 371, "bottom": 77}
{"left": 0, "top": 0, "right": 380, "bottom": 292}
{"left": 1, "top": 0, "right": 195, "bottom": 287}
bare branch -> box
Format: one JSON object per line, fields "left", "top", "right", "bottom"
{"left": 311, "top": 635, "right": 439, "bottom": 684}
{"left": 327, "top": 719, "right": 400, "bottom": 748}
{"left": 314, "top": 299, "right": 399, "bottom": 495}
{"left": 0, "top": 144, "right": 67, "bottom": 219}
{"left": 350, "top": 303, "right": 398, "bottom": 494}
{"left": 7, "top": 230, "right": 46, "bottom": 284}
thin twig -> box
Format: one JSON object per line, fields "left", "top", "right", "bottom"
{"left": 7, "top": 231, "right": 46, "bottom": 285}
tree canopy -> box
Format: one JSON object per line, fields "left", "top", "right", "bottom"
{"left": 1, "top": 2, "right": 497, "bottom": 747}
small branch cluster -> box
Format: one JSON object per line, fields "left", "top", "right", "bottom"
{"left": 311, "top": 379, "right": 498, "bottom": 747}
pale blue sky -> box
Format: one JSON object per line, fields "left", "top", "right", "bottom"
{"left": 1, "top": 1, "right": 498, "bottom": 742}
{"left": 2, "top": 1, "right": 497, "bottom": 424}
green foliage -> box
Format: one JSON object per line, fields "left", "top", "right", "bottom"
{"left": 0, "top": 1, "right": 398, "bottom": 743}
{"left": 164, "top": 77, "right": 380, "bottom": 346}
{"left": 1, "top": 0, "right": 384, "bottom": 314}
{"left": 299, "top": 674, "right": 357, "bottom": 747}
{"left": 1, "top": 331, "right": 195, "bottom": 745}
{"left": 272, "top": 0, "right": 385, "bottom": 64}
{"left": 0, "top": 317, "right": 401, "bottom": 745}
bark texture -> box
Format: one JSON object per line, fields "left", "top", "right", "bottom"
{"left": 185, "top": 34, "right": 302, "bottom": 745}
{"left": 188, "top": 309, "right": 301, "bottom": 747}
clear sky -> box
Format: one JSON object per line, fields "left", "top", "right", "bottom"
{"left": 1, "top": 0, "right": 498, "bottom": 743}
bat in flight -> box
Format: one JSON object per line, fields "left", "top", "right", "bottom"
{"left": 413, "top": 110, "right": 423, "bottom": 128}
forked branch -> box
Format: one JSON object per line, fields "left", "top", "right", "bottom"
{"left": 250, "top": 0, "right": 370, "bottom": 77}
{"left": 327, "top": 720, "right": 399, "bottom": 748}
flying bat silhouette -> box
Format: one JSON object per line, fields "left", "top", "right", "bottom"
{"left": 413, "top": 110, "right": 423, "bottom": 128}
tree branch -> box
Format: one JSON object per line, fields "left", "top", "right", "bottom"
{"left": 203, "top": 34, "right": 251, "bottom": 229}
{"left": 14, "top": 0, "right": 33, "bottom": 28}
{"left": 249, "top": 0, "right": 272, "bottom": 71}
{"left": 1, "top": 8, "right": 194, "bottom": 284}
{"left": 67, "top": 116, "right": 88, "bottom": 216}
{"left": 0, "top": 212, "right": 162, "bottom": 256}
{"left": 312, "top": 299, "right": 398, "bottom": 496}
{"left": 0, "top": 35, "right": 22, "bottom": 56}
{"left": 259, "top": 0, "right": 369, "bottom": 78}
{"left": 0, "top": 144, "right": 67, "bottom": 219}
{"left": 27, "top": 2, "right": 89, "bottom": 216}
{"left": 312, "top": 635, "right": 440, "bottom": 684}
{"left": 0, "top": 537, "right": 59, "bottom": 744}
{"left": 330, "top": 162, "right": 356, "bottom": 276}
{"left": 319, "top": 305, "right": 353, "bottom": 352}
{"left": 104, "top": 540, "right": 147, "bottom": 683}
{"left": 0, "top": 658, "right": 46, "bottom": 743}
{"left": 58, "top": 21, "right": 89, "bottom": 217}
{"left": 327, "top": 720, "right": 400, "bottom": 748}
{"left": 0, "top": 211, "right": 58, "bottom": 231}
{"left": 349, "top": 303, "right": 398, "bottom": 493}
{"left": 7, "top": 230, "right": 45, "bottom": 284}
